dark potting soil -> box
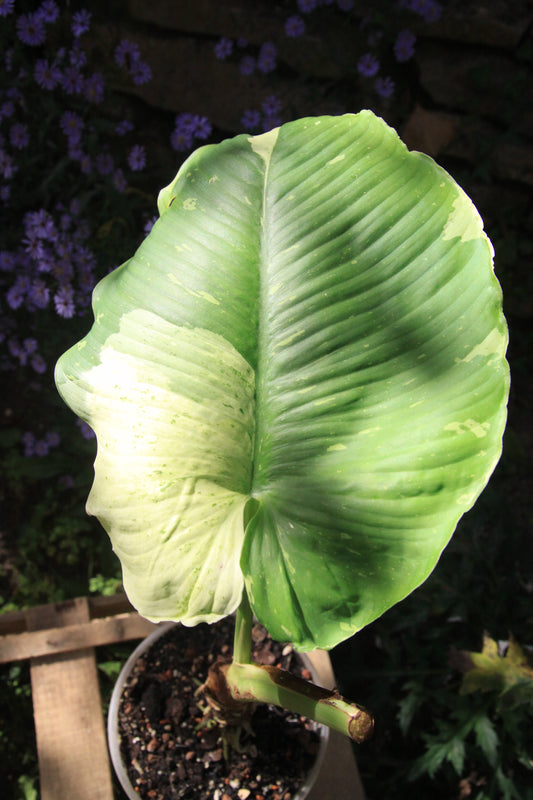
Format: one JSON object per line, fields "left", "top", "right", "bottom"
{"left": 116, "top": 618, "right": 324, "bottom": 800}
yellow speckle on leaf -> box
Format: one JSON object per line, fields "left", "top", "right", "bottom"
{"left": 327, "top": 153, "right": 345, "bottom": 165}
{"left": 460, "top": 329, "right": 507, "bottom": 364}
{"left": 183, "top": 198, "right": 197, "bottom": 211}
{"left": 444, "top": 419, "right": 490, "bottom": 438}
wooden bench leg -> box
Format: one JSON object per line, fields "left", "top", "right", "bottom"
{"left": 26, "top": 598, "right": 114, "bottom": 800}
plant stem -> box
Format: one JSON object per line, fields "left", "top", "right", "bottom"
{"left": 226, "top": 588, "right": 373, "bottom": 743}
{"left": 225, "top": 659, "right": 373, "bottom": 743}
{"left": 233, "top": 587, "right": 253, "bottom": 664}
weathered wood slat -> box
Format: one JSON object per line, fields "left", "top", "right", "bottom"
{"left": 26, "top": 598, "right": 115, "bottom": 800}
{"left": 0, "top": 592, "right": 134, "bottom": 635}
{"left": 0, "top": 611, "right": 158, "bottom": 663}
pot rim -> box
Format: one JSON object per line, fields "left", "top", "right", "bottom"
{"left": 108, "top": 621, "right": 330, "bottom": 800}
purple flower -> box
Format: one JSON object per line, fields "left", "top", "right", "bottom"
{"left": 54, "top": 284, "right": 75, "bottom": 317}
{"left": 262, "top": 115, "right": 281, "bottom": 132}
{"left": 239, "top": 55, "right": 256, "bottom": 76}
{"left": 76, "top": 418, "right": 96, "bottom": 440}
{"left": 71, "top": 9, "right": 91, "bottom": 37}
{"left": 60, "top": 110, "right": 84, "bottom": 144}
{"left": 337, "top": 0, "right": 354, "bottom": 10}
{"left": 241, "top": 109, "right": 261, "bottom": 130}
{"left": 375, "top": 76, "right": 395, "bottom": 98}
{"left": 31, "top": 354, "right": 47, "bottom": 374}
{"left": 29, "top": 210, "right": 57, "bottom": 241}
{"left": 170, "top": 128, "right": 193, "bottom": 152}
{"left": 22, "top": 339, "right": 37, "bottom": 356}
{"left": 6, "top": 279, "right": 28, "bottom": 309}
{"left": 0, "top": 251, "right": 15, "bottom": 271}
{"left": 257, "top": 42, "right": 277, "bottom": 74}
{"left": 16, "top": 13, "right": 46, "bottom": 46}
{"left": 37, "top": 1, "right": 59, "bottom": 24}
{"left": 34, "top": 439, "right": 50, "bottom": 457}
{"left": 45, "top": 431, "right": 61, "bottom": 447}
{"left": 0, "top": 100, "right": 15, "bottom": 120}
{"left": 0, "top": 185, "right": 10, "bottom": 204}
{"left": 423, "top": 1, "right": 442, "bottom": 22}
{"left": 285, "top": 15, "right": 306, "bottom": 38}
{"left": 53, "top": 258, "right": 74, "bottom": 284}
{"left": 131, "top": 62, "right": 151, "bottom": 85}
{"left": 261, "top": 94, "right": 282, "bottom": 117}
{"left": 144, "top": 215, "right": 157, "bottom": 235}
{"left": 28, "top": 279, "right": 50, "bottom": 309}
{"left": 128, "top": 144, "right": 146, "bottom": 171}
{"left": 297, "top": 0, "right": 317, "bottom": 12}
{"left": 23, "top": 230, "right": 44, "bottom": 260}
{"left": 84, "top": 72, "right": 104, "bottom": 104}
{"left": 58, "top": 474, "right": 75, "bottom": 489}
{"left": 9, "top": 123, "right": 29, "bottom": 150}
{"left": 174, "top": 112, "right": 197, "bottom": 136}
{"left": 192, "top": 115, "right": 212, "bottom": 140}
{"left": 394, "top": 29, "right": 416, "bottom": 62}
{"left": 34, "top": 58, "right": 62, "bottom": 89}
{"left": 61, "top": 66, "right": 84, "bottom": 95}
{"left": 214, "top": 37, "right": 233, "bottom": 60}
{"left": 115, "top": 119, "right": 134, "bottom": 136}
{"left": 0, "top": 149, "right": 16, "bottom": 180}
{"left": 357, "top": 52, "right": 379, "bottom": 77}
{"left": 115, "top": 39, "right": 141, "bottom": 68}
{"left": 69, "top": 44, "right": 87, "bottom": 69}
{"left": 8, "top": 338, "right": 24, "bottom": 363}
{"left": 406, "top": 0, "right": 442, "bottom": 22}
{"left": 22, "top": 432, "right": 36, "bottom": 457}
{"left": 0, "top": 0, "right": 15, "bottom": 17}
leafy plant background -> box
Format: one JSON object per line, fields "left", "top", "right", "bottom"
{"left": 0, "top": 1, "right": 531, "bottom": 799}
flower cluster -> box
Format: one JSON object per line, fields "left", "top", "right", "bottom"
{"left": 214, "top": 35, "right": 278, "bottom": 77}
{"left": 1, "top": 4, "right": 152, "bottom": 210}
{"left": 114, "top": 38, "right": 152, "bottom": 86}
{"left": 213, "top": 0, "right": 442, "bottom": 112}
{"left": 241, "top": 95, "right": 283, "bottom": 133}
{"left": 170, "top": 112, "right": 213, "bottom": 152}
{"left": 0, "top": 2, "right": 154, "bottom": 461}
{"left": 22, "top": 430, "right": 61, "bottom": 458}
{"left": 3, "top": 203, "right": 96, "bottom": 320}
{"left": 353, "top": 0, "right": 442, "bottom": 99}
{"left": 401, "top": 0, "right": 442, "bottom": 24}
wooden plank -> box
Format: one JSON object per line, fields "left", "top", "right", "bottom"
{"left": 0, "top": 611, "right": 158, "bottom": 663}
{"left": 0, "top": 592, "right": 134, "bottom": 636}
{"left": 26, "top": 598, "right": 114, "bottom": 800}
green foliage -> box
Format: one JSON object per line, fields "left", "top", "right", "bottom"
{"left": 453, "top": 634, "right": 533, "bottom": 706}
{"left": 56, "top": 111, "right": 508, "bottom": 651}
{"left": 0, "top": 664, "right": 38, "bottom": 799}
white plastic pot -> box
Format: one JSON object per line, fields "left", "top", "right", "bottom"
{"left": 108, "top": 621, "right": 331, "bottom": 800}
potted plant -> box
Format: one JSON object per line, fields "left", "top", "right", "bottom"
{"left": 55, "top": 111, "right": 509, "bottom": 796}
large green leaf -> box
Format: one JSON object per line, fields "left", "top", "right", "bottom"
{"left": 55, "top": 111, "right": 509, "bottom": 650}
